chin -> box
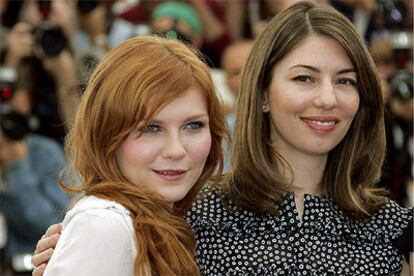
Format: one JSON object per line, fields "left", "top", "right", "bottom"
{"left": 159, "top": 190, "right": 189, "bottom": 204}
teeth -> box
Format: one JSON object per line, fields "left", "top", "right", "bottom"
{"left": 157, "top": 171, "right": 182, "bottom": 175}
{"left": 305, "top": 119, "right": 335, "bottom": 126}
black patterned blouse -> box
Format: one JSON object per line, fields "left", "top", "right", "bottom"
{"left": 186, "top": 186, "right": 413, "bottom": 276}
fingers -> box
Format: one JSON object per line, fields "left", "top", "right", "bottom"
{"left": 45, "top": 223, "right": 63, "bottom": 237}
{"left": 32, "top": 263, "right": 46, "bottom": 276}
{"left": 32, "top": 248, "right": 54, "bottom": 268}
{"left": 35, "top": 233, "right": 60, "bottom": 255}
{"left": 32, "top": 224, "right": 62, "bottom": 268}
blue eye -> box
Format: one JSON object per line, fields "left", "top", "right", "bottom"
{"left": 337, "top": 78, "right": 357, "bottom": 87}
{"left": 293, "top": 75, "right": 313, "bottom": 83}
{"left": 144, "top": 124, "right": 160, "bottom": 134}
{"left": 186, "top": 121, "right": 205, "bottom": 130}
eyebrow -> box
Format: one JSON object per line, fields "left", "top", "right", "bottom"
{"left": 150, "top": 114, "right": 209, "bottom": 124}
{"left": 289, "top": 64, "right": 356, "bottom": 74}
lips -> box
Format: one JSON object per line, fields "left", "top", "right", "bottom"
{"left": 301, "top": 116, "right": 339, "bottom": 132}
{"left": 153, "top": 169, "right": 187, "bottom": 181}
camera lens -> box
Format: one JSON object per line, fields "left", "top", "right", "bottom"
{"left": 77, "top": 0, "right": 99, "bottom": 14}
{"left": 390, "top": 70, "right": 413, "bottom": 102}
{"left": 33, "top": 22, "right": 67, "bottom": 57}
{"left": 0, "top": 111, "right": 30, "bottom": 141}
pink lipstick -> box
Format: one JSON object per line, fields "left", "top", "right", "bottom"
{"left": 301, "top": 116, "right": 339, "bottom": 132}
{"left": 153, "top": 169, "right": 187, "bottom": 181}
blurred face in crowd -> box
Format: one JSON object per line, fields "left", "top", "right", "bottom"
{"left": 266, "top": 35, "right": 360, "bottom": 158}
{"left": 116, "top": 86, "right": 211, "bottom": 204}
{"left": 222, "top": 41, "right": 254, "bottom": 96}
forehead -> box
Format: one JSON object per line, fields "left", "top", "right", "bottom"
{"left": 223, "top": 43, "right": 253, "bottom": 68}
{"left": 277, "top": 35, "right": 353, "bottom": 69}
{"left": 151, "top": 86, "right": 209, "bottom": 121}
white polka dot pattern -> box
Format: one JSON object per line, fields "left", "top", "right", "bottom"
{"left": 186, "top": 186, "right": 412, "bottom": 276}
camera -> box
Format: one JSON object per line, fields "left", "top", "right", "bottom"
{"left": 0, "top": 67, "right": 16, "bottom": 102}
{"left": 77, "top": 0, "right": 100, "bottom": 15}
{"left": 37, "top": 0, "right": 52, "bottom": 20}
{"left": 0, "top": 67, "right": 30, "bottom": 141}
{"left": 390, "top": 70, "right": 413, "bottom": 102}
{"left": 0, "top": 110, "right": 30, "bottom": 141}
{"left": 33, "top": 21, "right": 68, "bottom": 57}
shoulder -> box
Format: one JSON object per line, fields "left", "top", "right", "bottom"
{"left": 44, "top": 196, "right": 137, "bottom": 275}
{"left": 27, "top": 135, "right": 65, "bottom": 167}
{"left": 65, "top": 195, "right": 132, "bottom": 217}
{"left": 369, "top": 199, "right": 413, "bottom": 240}
{"left": 62, "top": 196, "right": 135, "bottom": 242}
{"left": 28, "top": 134, "right": 63, "bottom": 154}
{"left": 370, "top": 200, "right": 413, "bottom": 254}
{"left": 329, "top": 199, "right": 414, "bottom": 248}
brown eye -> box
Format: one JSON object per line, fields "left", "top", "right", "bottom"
{"left": 337, "top": 78, "right": 357, "bottom": 87}
{"left": 293, "top": 75, "right": 313, "bottom": 83}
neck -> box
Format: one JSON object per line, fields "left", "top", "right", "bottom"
{"left": 277, "top": 150, "right": 327, "bottom": 220}
{"left": 279, "top": 152, "right": 327, "bottom": 195}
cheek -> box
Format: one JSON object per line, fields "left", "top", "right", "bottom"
{"left": 117, "top": 138, "right": 159, "bottom": 170}
{"left": 186, "top": 134, "right": 212, "bottom": 163}
{"left": 341, "top": 93, "right": 360, "bottom": 118}
{"left": 270, "top": 89, "right": 312, "bottom": 116}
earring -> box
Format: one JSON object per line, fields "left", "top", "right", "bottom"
{"left": 262, "top": 101, "right": 270, "bottom": 113}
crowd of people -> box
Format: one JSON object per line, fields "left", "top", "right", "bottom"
{"left": 0, "top": 0, "right": 412, "bottom": 275}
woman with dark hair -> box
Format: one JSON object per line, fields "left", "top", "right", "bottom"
{"left": 188, "top": 1, "right": 412, "bottom": 275}
{"left": 33, "top": 2, "right": 412, "bottom": 275}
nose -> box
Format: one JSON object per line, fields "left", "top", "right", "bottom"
{"left": 313, "top": 80, "right": 338, "bottom": 110}
{"left": 162, "top": 133, "right": 186, "bottom": 159}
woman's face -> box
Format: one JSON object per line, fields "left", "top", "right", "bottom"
{"left": 116, "top": 86, "right": 211, "bottom": 204}
{"left": 266, "top": 35, "right": 360, "bottom": 158}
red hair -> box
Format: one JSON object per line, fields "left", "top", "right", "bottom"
{"left": 61, "top": 36, "right": 226, "bottom": 274}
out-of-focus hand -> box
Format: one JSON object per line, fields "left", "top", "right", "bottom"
{"left": 38, "top": 48, "right": 79, "bottom": 128}
{"left": 40, "top": 49, "right": 76, "bottom": 86}
{"left": 49, "top": 0, "right": 75, "bottom": 39}
{"left": 31, "top": 223, "right": 62, "bottom": 276}
{"left": 5, "top": 22, "right": 34, "bottom": 67}
{"left": 0, "top": 131, "right": 28, "bottom": 165}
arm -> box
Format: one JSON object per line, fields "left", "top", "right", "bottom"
{"left": 225, "top": 1, "right": 245, "bottom": 41}
{"left": 44, "top": 209, "right": 136, "bottom": 276}
{"left": 188, "top": 0, "right": 226, "bottom": 43}
{"left": 41, "top": 50, "right": 80, "bottom": 129}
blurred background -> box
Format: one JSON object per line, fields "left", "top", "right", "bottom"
{"left": 0, "top": 0, "right": 412, "bottom": 275}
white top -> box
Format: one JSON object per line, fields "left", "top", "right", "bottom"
{"left": 44, "top": 196, "right": 137, "bottom": 276}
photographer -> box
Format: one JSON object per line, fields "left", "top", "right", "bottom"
{"left": 0, "top": 109, "right": 70, "bottom": 275}
{"left": 383, "top": 70, "right": 413, "bottom": 206}
{"left": 0, "top": 63, "right": 70, "bottom": 274}
{"left": 1, "top": 0, "right": 80, "bottom": 140}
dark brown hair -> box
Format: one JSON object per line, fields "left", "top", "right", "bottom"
{"left": 226, "top": 1, "right": 386, "bottom": 219}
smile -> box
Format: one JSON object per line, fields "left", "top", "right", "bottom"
{"left": 153, "top": 169, "right": 187, "bottom": 181}
{"left": 301, "top": 117, "right": 339, "bottom": 132}
{"left": 302, "top": 119, "right": 336, "bottom": 126}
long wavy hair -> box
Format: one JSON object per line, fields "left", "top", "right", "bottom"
{"left": 62, "top": 36, "right": 226, "bottom": 275}
{"left": 226, "top": 1, "right": 386, "bottom": 219}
